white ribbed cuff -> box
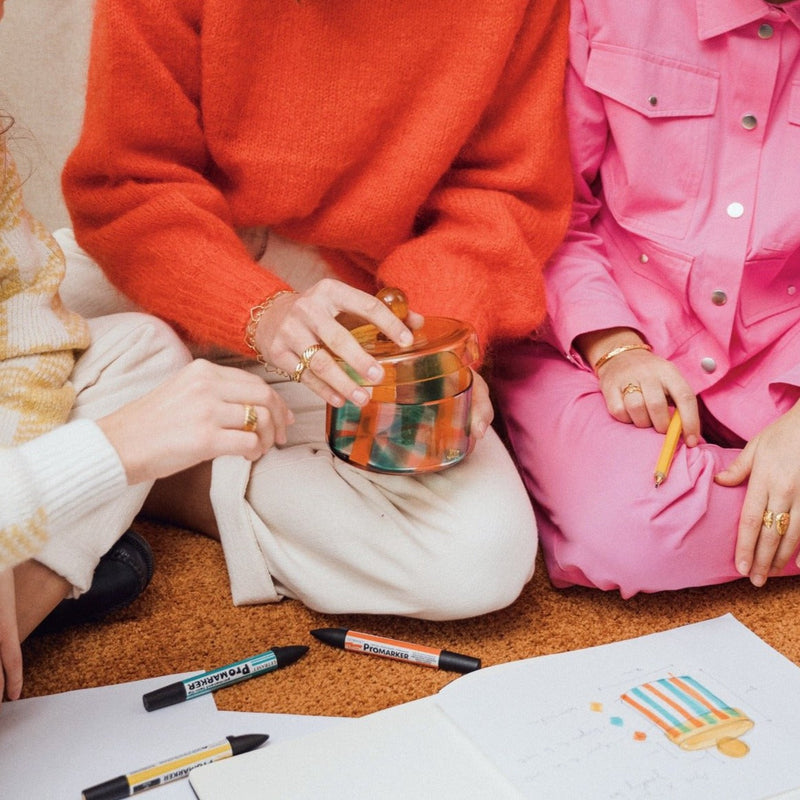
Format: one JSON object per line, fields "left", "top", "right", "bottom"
{"left": 18, "top": 419, "right": 127, "bottom": 529}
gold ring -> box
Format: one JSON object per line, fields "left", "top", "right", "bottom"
{"left": 300, "top": 343, "right": 325, "bottom": 366}
{"left": 291, "top": 343, "right": 325, "bottom": 382}
{"left": 291, "top": 360, "right": 308, "bottom": 382}
{"left": 242, "top": 404, "right": 258, "bottom": 432}
{"left": 762, "top": 510, "right": 790, "bottom": 535}
{"left": 622, "top": 383, "right": 642, "bottom": 396}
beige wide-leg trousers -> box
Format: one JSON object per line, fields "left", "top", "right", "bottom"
{"left": 56, "top": 229, "right": 537, "bottom": 619}
{"left": 34, "top": 309, "right": 191, "bottom": 595}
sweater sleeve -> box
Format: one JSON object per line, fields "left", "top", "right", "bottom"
{"left": 377, "top": 0, "right": 573, "bottom": 354}
{"left": 62, "top": 0, "right": 289, "bottom": 354}
{"left": 0, "top": 419, "right": 127, "bottom": 570}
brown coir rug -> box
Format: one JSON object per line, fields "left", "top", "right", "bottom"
{"left": 20, "top": 519, "right": 800, "bottom": 718}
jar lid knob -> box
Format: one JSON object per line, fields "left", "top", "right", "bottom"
{"left": 376, "top": 287, "right": 408, "bottom": 321}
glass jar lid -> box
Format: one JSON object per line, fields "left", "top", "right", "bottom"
{"left": 347, "top": 315, "right": 478, "bottom": 386}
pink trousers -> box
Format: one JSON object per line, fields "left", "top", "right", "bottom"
{"left": 492, "top": 341, "right": 800, "bottom": 598}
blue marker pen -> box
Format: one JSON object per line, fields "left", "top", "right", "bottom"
{"left": 142, "top": 645, "right": 308, "bottom": 711}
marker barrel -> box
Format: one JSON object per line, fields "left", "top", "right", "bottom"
{"left": 311, "top": 628, "right": 480, "bottom": 673}
{"left": 81, "top": 735, "right": 268, "bottom": 800}
{"left": 143, "top": 645, "right": 308, "bottom": 711}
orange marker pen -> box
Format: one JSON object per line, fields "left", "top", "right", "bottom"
{"left": 311, "top": 628, "right": 480, "bottom": 673}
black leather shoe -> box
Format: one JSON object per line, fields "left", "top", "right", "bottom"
{"left": 34, "top": 529, "right": 154, "bottom": 635}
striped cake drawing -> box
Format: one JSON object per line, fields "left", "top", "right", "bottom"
{"left": 621, "top": 674, "right": 753, "bottom": 757}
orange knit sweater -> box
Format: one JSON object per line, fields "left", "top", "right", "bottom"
{"left": 63, "top": 0, "right": 572, "bottom": 357}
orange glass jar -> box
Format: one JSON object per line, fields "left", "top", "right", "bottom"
{"left": 326, "top": 299, "right": 479, "bottom": 474}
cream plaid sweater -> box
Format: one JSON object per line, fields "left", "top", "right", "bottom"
{"left": 0, "top": 140, "right": 122, "bottom": 569}
{"left": 0, "top": 141, "right": 89, "bottom": 445}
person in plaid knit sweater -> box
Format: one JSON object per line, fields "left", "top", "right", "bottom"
{"left": 0, "top": 84, "right": 291, "bottom": 706}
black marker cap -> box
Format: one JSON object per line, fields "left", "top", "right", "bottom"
{"left": 81, "top": 774, "right": 129, "bottom": 800}
{"left": 439, "top": 649, "right": 481, "bottom": 674}
{"left": 272, "top": 645, "right": 309, "bottom": 667}
{"left": 310, "top": 628, "right": 346, "bottom": 648}
{"left": 227, "top": 733, "right": 270, "bottom": 755}
{"left": 142, "top": 680, "right": 186, "bottom": 712}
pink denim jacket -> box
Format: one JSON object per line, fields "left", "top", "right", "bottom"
{"left": 546, "top": 0, "right": 800, "bottom": 438}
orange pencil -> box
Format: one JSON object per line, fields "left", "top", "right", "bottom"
{"left": 654, "top": 410, "right": 682, "bottom": 488}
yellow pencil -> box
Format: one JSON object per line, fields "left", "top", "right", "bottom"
{"left": 654, "top": 409, "right": 682, "bottom": 488}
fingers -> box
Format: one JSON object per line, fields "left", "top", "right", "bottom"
{"left": 733, "top": 446, "right": 797, "bottom": 586}
{"left": 99, "top": 359, "right": 296, "bottom": 483}
{"left": 598, "top": 352, "right": 699, "bottom": 440}
{"left": 714, "top": 447, "right": 753, "bottom": 487}
{"left": 767, "top": 510, "right": 796, "bottom": 573}
{"left": 0, "top": 570, "right": 22, "bottom": 705}
{"left": 616, "top": 381, "right": 662, "bottom": 428}
{"left": 288, "top": 344, "right": 362, "bottom": 408}
{"left": 184, "top": 361, "right": 294, "bottom": 448}
{"left": 254, "top": 280, "right": 418, "bottom": 407}
{"left": 734, "top": 491, "right": 767, "bottom": 581}
{"left": 324, "top": 283, "right": 415, "bottom": 349}
{"left": 667, "top": 387, "right": 701, "bottom": 445}
{"left": 737, "top": 501, "right": 797, "bottom": 587}
{"left": 728, "top": 408, "right": 800, "bottom": 586}
{"left": 284, "top": 319, "right": 387, "bottom": 406}
{"left": 0, "top": 638, "right": 22, "bottom": 703}
{"left": 606, "top": 377, "right": 672, "bottom": 429}
{"left": 225, "top": 403, "right": 285, "bottom": 450}
{"left": 469, "top": 371, "right": 494, "bottom": 438}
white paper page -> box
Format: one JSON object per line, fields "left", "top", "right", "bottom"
{"left": 190, "top": 697, "right": 523, "bottom": 800}
{"left": 0, "top": 673, "right": 217, "bottom": 799}
{"left": 436, "top": 614, "right": 800, "bottom": 800}
{"left": 0, "top": 674, "right": 341, "bottom": 800}
{"left": 214, "top": 709, "right": 342, "bottom": 743}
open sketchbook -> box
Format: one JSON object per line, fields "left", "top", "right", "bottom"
{"left": 190, "top": 615, "right": 800, "bottom": 800}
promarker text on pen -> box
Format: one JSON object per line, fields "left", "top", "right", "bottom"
{"left": 81, "top": 733, "right": 268, "bottom": 800}
{"left": 311, "top": 628, "right": 481, "bottom": 673}
{"left": 142, "top": 645, "right": 308, "bottom": 711}
{"left": 654, "top": 409, "right": 682, "bottom": 488}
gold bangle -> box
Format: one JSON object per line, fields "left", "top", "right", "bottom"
{"left": 592, "top": 343, "right": 652, "bottom": 374}
{"left": 244, "top": 289, "right": 297, "bottom": 377}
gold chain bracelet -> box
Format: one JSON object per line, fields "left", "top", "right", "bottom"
{"left": 244, "top": 289, "right": 297, "bottom": 377}
{"left": 592, "top": 343, "right": 652, "bottom": 374}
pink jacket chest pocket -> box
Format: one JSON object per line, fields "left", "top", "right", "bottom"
{"left": 739, "top": 252, "right": 800, "bottom": 332}
{"left": 585, "top": 44, "right": 719, "bottom": 240}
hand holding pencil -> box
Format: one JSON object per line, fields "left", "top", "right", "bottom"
{"left": 583, "top": 332, "right": 699, "bottom": 486}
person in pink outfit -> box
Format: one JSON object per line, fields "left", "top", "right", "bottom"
{"left": 493, "top": 0, "right": 800, "bottom": 597}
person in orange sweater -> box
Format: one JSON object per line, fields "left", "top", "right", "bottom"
{"left": 63, "top": 0, "right": 572, "bottom": 620}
